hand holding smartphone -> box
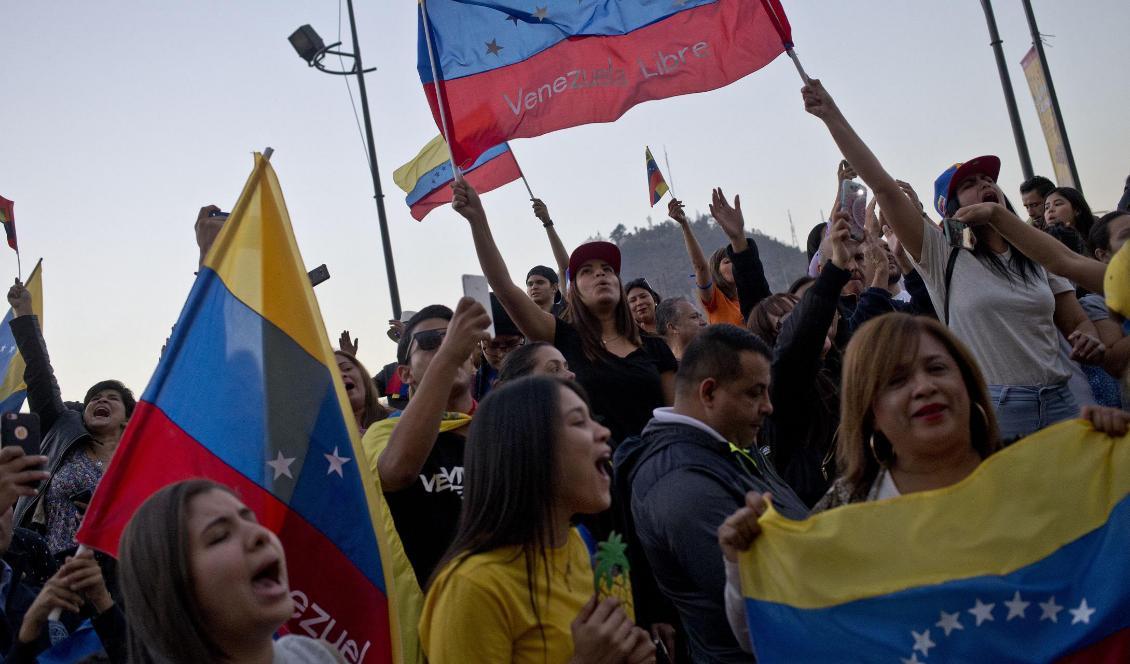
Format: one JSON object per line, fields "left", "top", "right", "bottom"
{"left": 461, "top": 275, "right": 495, "bottom": 339}
{"left": 840, "top": 180, "right": 868, "bottom": 242}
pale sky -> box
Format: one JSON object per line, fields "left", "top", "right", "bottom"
{"left": 2, "top": 1, "right": 1128, "bottom": 400}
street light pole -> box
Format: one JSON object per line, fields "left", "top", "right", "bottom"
{"left": 978, "top": 0, "right": 1034, "bottom": 181}
{"left": 1019, "top": 0, "right": 1081, "bottom": 192}
{"left": 289, "top": 1, "right": 403, "bottom": 319}
{"left": 343, "top": 0, "right": 402, "bottom": 319}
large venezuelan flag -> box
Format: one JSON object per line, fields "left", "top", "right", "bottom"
{"left": 739, "top": 420, "right": 1130, "bottom": 663}
{"left": 419, "top": 0, "right": 794, "bottom": 166}
{"left": 76, "top": 154, "right": 400, "bottom": 664}
{"left": 393, "top": 135, "right": 521, "bottom": 220}
{"left": 0, "top": 260, "right": 43, "bottom": 413}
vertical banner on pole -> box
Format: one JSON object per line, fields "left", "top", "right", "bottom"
{"left": 1020, "top": 47, "right": 1074, "bottom": 187}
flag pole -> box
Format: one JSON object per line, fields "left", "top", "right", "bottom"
{"left": 507, "top": 143, "right": 536, "bottom": 199}
{"left": 663, "top": 145, "right": 676, "bottom": 198}
{"left": 420, "top": 0, "right": 462, "bottom": 180}
{"left": 15, "top": 249, "right": 20, "bottom": 284}
{"left": 759, "top": 0, "right": 810, "bottom": 83}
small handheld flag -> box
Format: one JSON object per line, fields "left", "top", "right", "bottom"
{"left": 394, "top": 136, "right": 521, "bottom": 221}
{"left": 0, "top": 196, "right": 16, "bottom": 252}
{"left": 646, "top": 147, "right": 669, "bottom": 207}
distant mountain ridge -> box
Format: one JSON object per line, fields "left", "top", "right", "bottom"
{"left": 594, "top": 214, "right": 811, "bottom": 302}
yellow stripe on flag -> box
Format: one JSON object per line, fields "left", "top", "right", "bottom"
{"left": 1105, "top": 240, "right": 1130, "bottom": 318}
{"left": 203, "top": 155, "right": 328, "bottom": 362}
{"left": 393, "top": 135, "right": 449, "bottom": 194}
{"left": 0, "top": 260, "right": 43, "bottom": 404}
{"left": 740, "top": 419, "right": 1130, "bottom": 609}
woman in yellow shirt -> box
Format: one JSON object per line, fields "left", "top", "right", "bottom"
{"left": 420, "top": 376, "right": 655, "bottom": 664}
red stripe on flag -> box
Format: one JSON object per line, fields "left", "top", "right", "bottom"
{"left": 1056, "top": 626, "right": 1130, "bottom": 664}
{"left": 409, "top": 147, "right": 522, "bottom": 220}
{"left": 77, "top": 402, "right": 392, "bottom": 663}
{"left": 424, "top": 0, "right": 786, "bottom": 166}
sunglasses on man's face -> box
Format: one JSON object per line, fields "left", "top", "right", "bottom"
{"left": 408, "top": 328, "right": 447, "bottom": 359}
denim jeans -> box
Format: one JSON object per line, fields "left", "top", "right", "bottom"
{"left": 988, "top": 382, "right": 1079, "bottom": 444}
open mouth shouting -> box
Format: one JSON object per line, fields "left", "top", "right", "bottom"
{"left": 249, "top": 554, "right": 288, "bottom": 602}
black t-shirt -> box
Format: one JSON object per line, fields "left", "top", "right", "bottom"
{"left": 383, "top": 430, "right": 465, "bottom": 587}
{"left": 553, "top": 319, "right": 677, "bottom": 443}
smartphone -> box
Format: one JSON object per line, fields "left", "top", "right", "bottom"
{"left": 840, "top": 180, "right": 868, "bottom": 241}
{"left": 69, "top": 488, "right": 93, "bottom": 505}
{"left": 1, "top": 412, "right": 41, "bottom": 459}
{"left": 308, "top": 264, "right": 330, "bottom": 287}
{"left": 943, "top": 218, "right": 967, "bottom": 249}
{"left": 461, "top": 274, "right": 495, "bottom": 338}
{"left": 208, "top": 210, "right": 230, "bottom": 219}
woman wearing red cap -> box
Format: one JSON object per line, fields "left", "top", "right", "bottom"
{"left": 451, "top": 181, "right": 676, "bottom": 445}
{"left": 801, "top": 79, "right": 1106, "bottom": 442}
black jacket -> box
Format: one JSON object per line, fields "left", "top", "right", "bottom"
{"left": 765, "top": 264, "right": 847, "bottom": 507}
{"left": 847, "top": 269, "right": 936, "bottom": 332}
{"left": 616, "top": 415, "right": 808, "bottom": 664}
{"left": 10, "top": 316, "right": 93, "bottom": 531}
{"left": 727, "top": 237, "right": 772, "bottom": 323}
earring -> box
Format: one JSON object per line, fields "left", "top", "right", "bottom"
{"left": 974, "top": 403, "right": 988, "bottom": 424}
{"left": 869, "top": 433, "right": 886, "bottom": 467}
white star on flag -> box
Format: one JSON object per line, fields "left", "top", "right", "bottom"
{"left": 936, "top": 610, "right": 964, "bottom": 637}
{"left": 1039, "top": 596, "right": 1064, "bottom": 623}
{"left": 1004, "top": 591, "right": 1030, "bottom": 621}
{"left": 324, "top": 447, "right": 352, "bottom": 477}
{"left": 1069, "top": 598, "right": 1096, "bottom": 625}
{"left": 532, "top": 5, "right": 549, "bottom": 20}
{"left": 968, "top": 598, "right": 995, "bottom": 626}
{"left": 911, "top": 629, "right": 935, "bottom": 656}
{"left": 266, "top": 450, "right": 296, "bottom": 480}
{"left": 900, "top": 654, "right": 922, "bottom": 664}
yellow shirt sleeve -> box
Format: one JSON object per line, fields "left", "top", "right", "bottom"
{"left": 420, "top": 567, "right": 515, "bottom": 664}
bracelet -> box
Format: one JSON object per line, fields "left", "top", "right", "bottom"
{"left": 543, "top": 221, "right": 554, "bottom": 228}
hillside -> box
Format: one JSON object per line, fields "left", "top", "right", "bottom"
{"left": 596, "top": 214, "right": 810, "bottom": 301}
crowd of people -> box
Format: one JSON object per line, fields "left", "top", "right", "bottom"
{"left": 0, "top": 80, "right": 1127, "bottom": 663}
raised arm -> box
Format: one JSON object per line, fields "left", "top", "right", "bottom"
{"left": 452, "top": 181, "right": 556, "bottom": 342}
{"left": 669, "top": 198, "right": 714, "bottom": 305}
{"left": 6, "top": 282, "right": 67, "bottom": 433}
{"left": 802, "top": 80, "right": 926, "bottom": 262}
{"left": 377, "top": 298, "right": 490, "bottom": 492}
{"left": 709, "top": 188, "right": 770, "bottom": 318}
{"left": 532, "top": 199, "right": 571, "bottom": 286}
{"left": 952, "top": 202, "right": 1107, "bottom": 293}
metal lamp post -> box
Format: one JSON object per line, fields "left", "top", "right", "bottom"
{"left": 289, "top": 2, "right": 403, "bottom": 319}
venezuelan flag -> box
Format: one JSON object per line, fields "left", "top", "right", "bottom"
{"left": 76, "top": 154, "right": 401, "bottom": 664}
{"left": 739, "top": 420, "right": 1130, "bottom": 662}
{"left": 0, "top": 260, "right": 42, "bottom": 413}
{"left": 393, "top": 135, "right": 521, "bottom": 221}
{"left": 0, "top": 196, "right": 15, "bottom": 251}
{"left": 418, "top": 0, "right": 794, "bottom": 166}
{"left": 646, "top": 147, "right": 668, "bottom": 207}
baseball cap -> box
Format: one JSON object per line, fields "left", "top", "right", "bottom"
{"left": 933, "top": 155, "right": 1001, "bottom": 217}
{"left": 567, "top": 241, "right": 621, "bottom": 281}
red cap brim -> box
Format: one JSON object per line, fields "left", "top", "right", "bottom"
{"left": 568, "top": 241, "right": 622, "bottom": 280}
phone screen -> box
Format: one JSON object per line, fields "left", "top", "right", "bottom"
{"left": 461, "top": 275, "right": 495, "bottom": 338}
